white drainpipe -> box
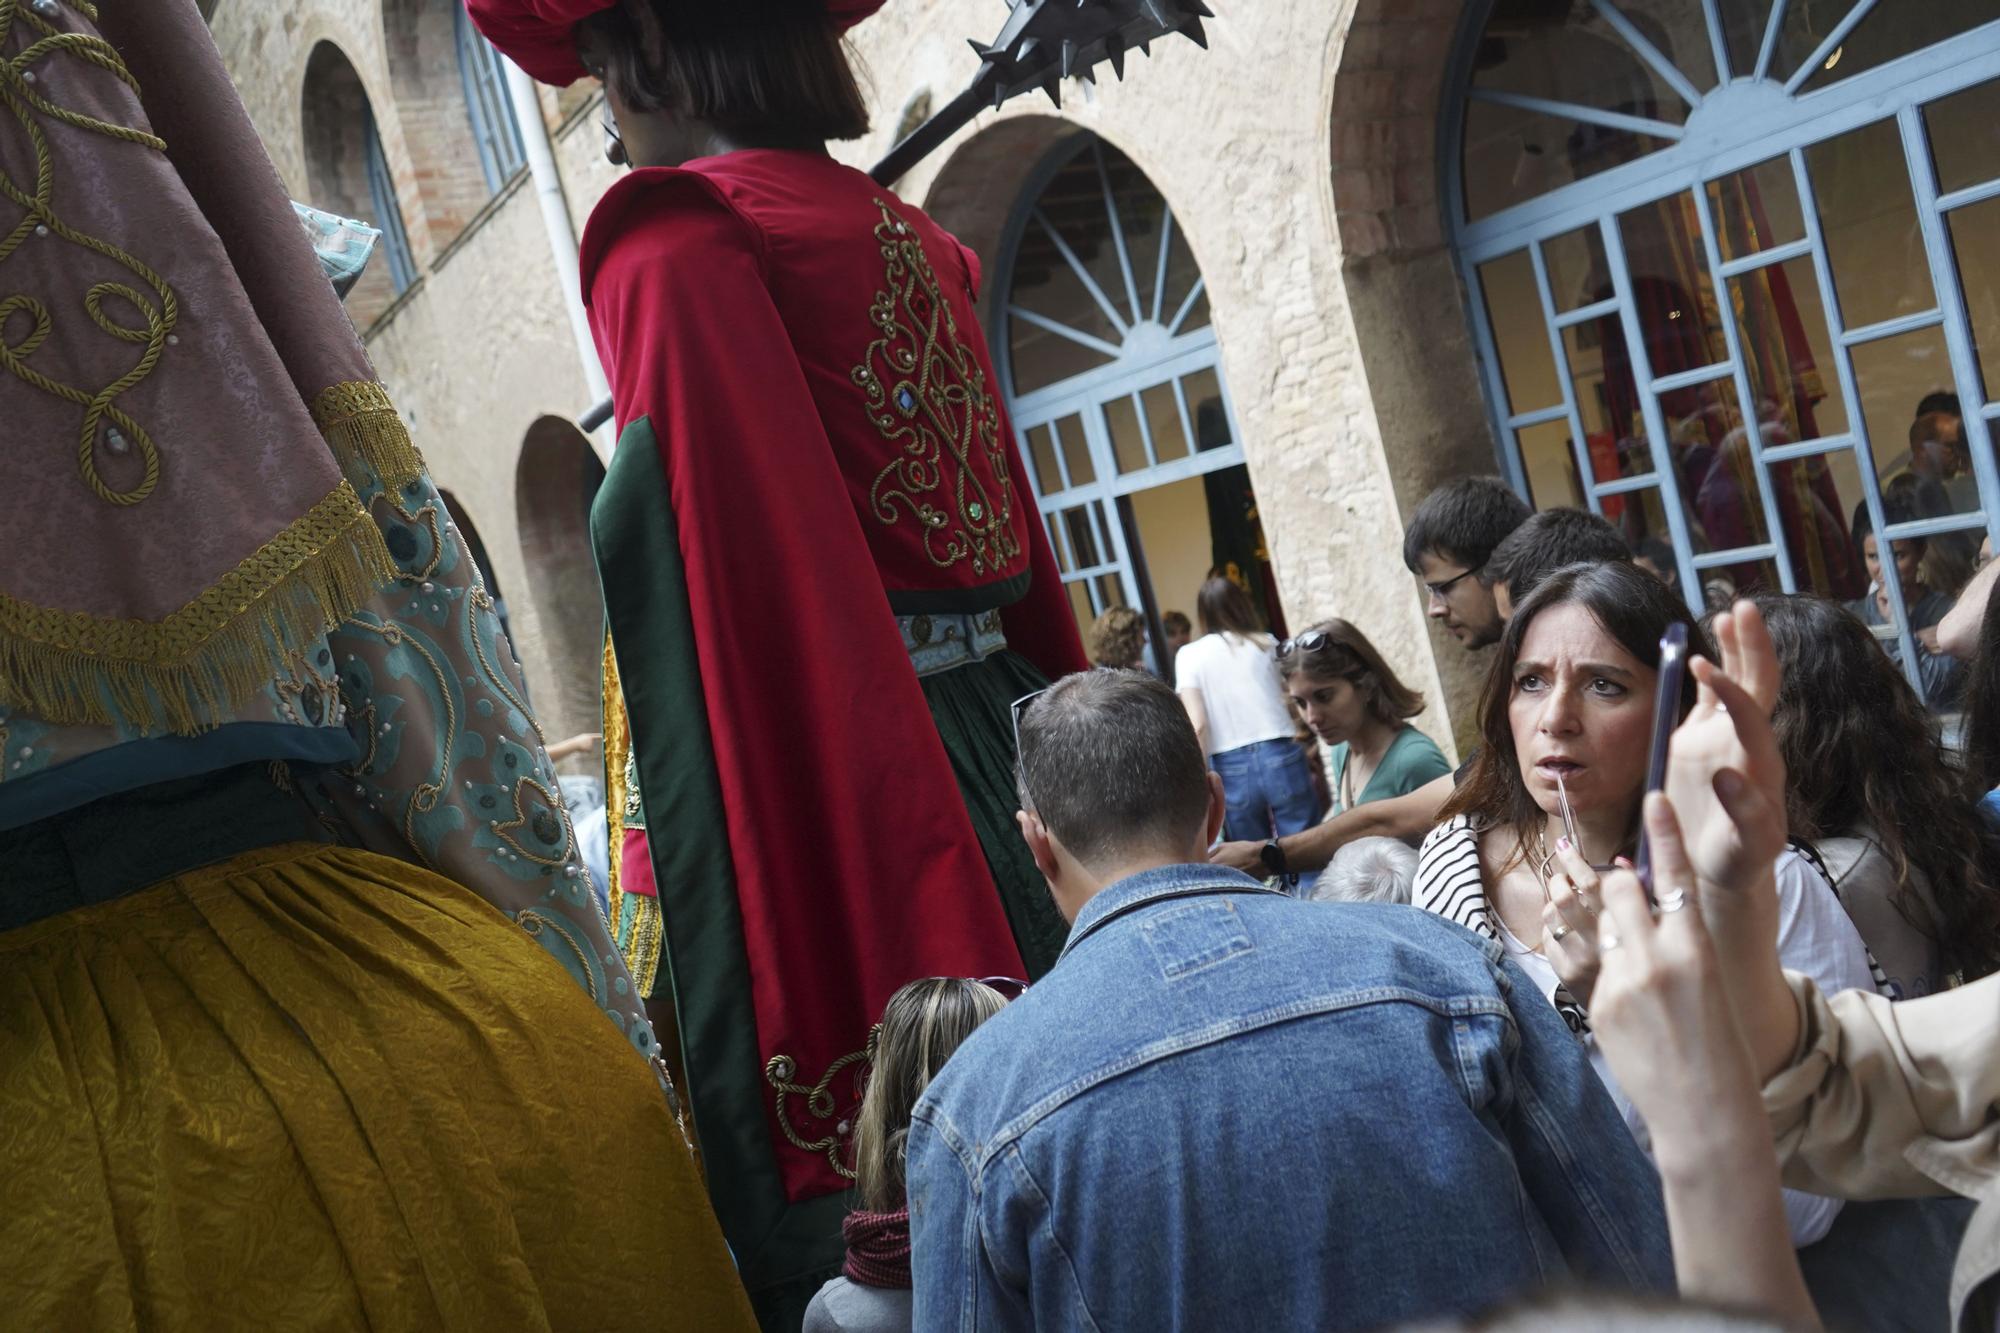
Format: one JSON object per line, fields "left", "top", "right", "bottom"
{"left": 504, "top": 59, "right": 614, "bottom": 457}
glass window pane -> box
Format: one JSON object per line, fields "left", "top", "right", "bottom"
{"left": 1479, "top": 250, "right": 1562, "bottom": 414}
{"left": 1469, "top": 0, "right": 1714, "bottom": 115}
{"left": 1806, "top": 119, "right": 1934, "bottom": 331}
{"left": 1729, "top": 254, "right": 1849, "bottom": 445}
{"left": 1544, "top": 223, "right": 1610, "bottom": 313}
{"left": 1946, "top": 195, "right": 2000, "bottom": 402}
{"left": 1160, "top": 218, "right": 1206, "bottom": 332}
{"left": 1093, "top": 573, "right": 1126, "bottom": 612}
{"left": 1065, "top": 579, "right": 1094, "bottom": 641}
{"left": 1925, "top": 78, "right": 2000, "bottom": 198}
{"left": 1050, "top": 413, "right": 1093, "bottom": 488}
{"left": 1850, "top": 325, "right": 1981, "bottom": 594}
{"left": 1008, "top": 232, "right": 1121, "bottom": 395}
{"left": 1185, "top": 369, "right": 1232, "bottom": 451}
{"left": 1618, "top": 190, "right": 1733, "bottom": 374}
{"left": 1024, "top": 425, "right": 1062, "bottom": 494}
{"left": 1046, "top": 512, "right": 1073, "bottom": 574}
{"left": 1061, "top": 504, "right": 1105, "bottom": 569}
{"left": 1106, "top": 395, "right": 1149, "bottom": 475}
{"left": 1037, "top": 149, "right": 1138, "bottom": 329}
{"left": 1715, "top": 0, "right": 1778, "bottom": 80}
{"left": 1707, "top": 156, "right": 1804, "bottom": 262}
{"left": 1771, "top": 448, "right": 1869, "bottom": 601}
{"left": 1141, "top": 382, "right": 1189, "bottom": 463}
{"left": 1674, "top": 377, "right": 1778, "bottom": 556}
{"left": 1462, "top": 98, "right": 1672, "bottom": 221}
{"left": 1796, "top": 0, "right": 1995, "bottom": 95}
{"left": 1563, "top": 317, "right": 1653, "bottom": 482}
{"left": 1104, "top": 150, "right": 1169, "bottom": 324}
{"left": 1517, "top": 419, "right": 1585, "bottom": 509}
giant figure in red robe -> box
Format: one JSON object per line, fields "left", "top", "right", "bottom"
{"left": 466, "top": 1, "right": 1089, "bottom": 1323}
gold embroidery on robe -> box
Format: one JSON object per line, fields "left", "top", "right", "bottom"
{"left": 851, "top": 200, "right": 1021, "bottom": 576}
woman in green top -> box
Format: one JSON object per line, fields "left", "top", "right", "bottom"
{"left": 1277, "top": 621, "right": 1451, "bottom": 820}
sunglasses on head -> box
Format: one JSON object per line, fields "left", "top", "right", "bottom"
{"left": 975, "top": 976, "right": 1029, "bottom": 999}
{"left": 1011, "top": 688, "right": 1047, "bottom": 809}
{"left": 1278, "top": 630, "right": 1330, "bottom": 656}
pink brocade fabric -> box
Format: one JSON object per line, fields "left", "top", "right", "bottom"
{"left": 0, "top": 4, "right": 364, "bottom": 626}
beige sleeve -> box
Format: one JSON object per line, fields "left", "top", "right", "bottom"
{"left": 1764, "top": 972, "right": 2000, "bottom": 1200}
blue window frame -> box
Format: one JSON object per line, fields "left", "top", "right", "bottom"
{"left": 996, "top": 135, "right": 1269, "bottom": 665}
{"left": 363, "top": 108, "right": 417, "bottom": 294}
{"left": 1445, "top": 0, "right": 2000, "bottom": 704}
{"left": 457, "top": 4, "right": 527, "bottom": 192}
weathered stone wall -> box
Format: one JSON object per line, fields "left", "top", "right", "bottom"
{"left": 207, "top": 0, "right": 1503, "bottom": 754}
{"left": 839, "top": 0, "right": 1487, "bottom": 748}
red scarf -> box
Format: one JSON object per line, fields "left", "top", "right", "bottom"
{"left": 841, "top": 1208, "right": 911, "bottom": 1290}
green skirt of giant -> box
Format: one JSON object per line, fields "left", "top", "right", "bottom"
{"left": 919, "top": 649, "right": 1068, "bottom": 979}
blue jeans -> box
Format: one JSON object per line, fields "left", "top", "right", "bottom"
{"left": 1210, "top": 737, "right": 1317, "bottom": 845}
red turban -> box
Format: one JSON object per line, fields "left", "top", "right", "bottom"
{"left": 464, "top": 0, "right": 887, "bottom": 86}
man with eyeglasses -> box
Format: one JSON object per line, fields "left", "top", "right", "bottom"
{"left": 1212, "top": 478, "right": 1528, "bottom": 885}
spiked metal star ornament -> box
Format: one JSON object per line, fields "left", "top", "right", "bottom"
{"left": 868, "top": 0, "right": 1215, "bottom": 186}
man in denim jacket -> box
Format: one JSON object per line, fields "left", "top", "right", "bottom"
{"left": 906, "top": 670, "right": 1673, "bottom": 1330}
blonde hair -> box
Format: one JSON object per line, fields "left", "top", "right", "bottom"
{"left": 852, "top": 978, "right": 1008, "bottom": 1212}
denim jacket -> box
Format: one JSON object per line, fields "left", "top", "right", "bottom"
{"left": 907, "top": 864, "right": 1673, "bottom": 1332}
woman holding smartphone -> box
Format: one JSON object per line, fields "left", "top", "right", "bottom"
{"left": 1411, "top": 562, "right": 1877, "bottom": 1244}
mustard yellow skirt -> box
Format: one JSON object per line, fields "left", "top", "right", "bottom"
{"left": 0, "top": 841, "right": 755, "bottom": 1331}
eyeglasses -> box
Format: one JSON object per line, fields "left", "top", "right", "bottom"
{"left": 1423, "top": 565, "right": 1482, "bottom": 600}
{"left": 602, "top": 116, "right": 629, "bottom": 167}
{"left": 975, "top": 976, "right": 1029, "bottom": 999}
{"left": 1278, "top": 630, "right": 1330, "bottom": 656}
{"left": 1011, "top": 688, "right": 1048, "bottom": 811}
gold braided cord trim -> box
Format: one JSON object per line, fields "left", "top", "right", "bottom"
{"left": 312, "top": 380, "right": 425, "bottom": 490}
{"left": 0, "top": 480, "right": 395, "bottom": 733}
{"left": 604, "top": 637, "right": 629, "bottom": 904}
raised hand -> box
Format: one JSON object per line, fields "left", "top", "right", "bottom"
{"left": 1662, "top": 600, "right": 1789, "bottom": 900}
{"left": 1589, "top": 794, "right": 1820, "bottom": 1329}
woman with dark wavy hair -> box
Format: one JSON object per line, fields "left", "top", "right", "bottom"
{"left": 1756, "top": 595, "right": 2000, "bottom": 994}
{"left": 1414, "top": 562, "right": 1878, "bottom": 1245}
{"left": 1962, "top": 572, "right": 2000, "bottom": 821}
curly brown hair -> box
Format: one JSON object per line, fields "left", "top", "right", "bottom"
{"left": 1087, "top": 606, "right": 1147, "bottom": 669}
{"left": 1755, "top": 594, "right": 2000, "bottom": 981}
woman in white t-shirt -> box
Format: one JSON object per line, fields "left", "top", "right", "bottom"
{"left": 1175, "top": 578, "right": 1318, "bottom": 847}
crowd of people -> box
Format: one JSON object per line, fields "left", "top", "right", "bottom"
{"left": 789, "top": 470, "right": 2000, "bottom": 1332}
{"left": 9, "top": 1, "right": 2000, "bottom": 1330}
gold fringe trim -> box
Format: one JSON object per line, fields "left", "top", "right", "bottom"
{"left": 312, "top": 380, "right": 425, "bottom": 490}
{"left": 0, "top": 480, "right": 395, "bottom": 734}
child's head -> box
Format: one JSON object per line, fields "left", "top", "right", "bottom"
{"left": 852, "top": 977, "right": 1010, "bottom": 1211}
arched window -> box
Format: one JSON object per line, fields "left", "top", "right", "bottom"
{"left": 456, "top": 4, "right": 527, "bottom": 192}
{"left": 363, "top": 109, "right": 418, "bottom": 294}
{"left": 997, "top": 135, "right": 1282, "bottom": 665}
{"left": 302, "top": 42, "right": 416, "bottom": 324}
{"left": 1447, "top": 0, "right": 2000, "bottom": 704}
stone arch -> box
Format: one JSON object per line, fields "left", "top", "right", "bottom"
{"left": 515, "top": 416, "right": 608, "bottom": 746}
{"left": 300, "top": 41, "right": 401, "bottom": 327}
{"left": 1326, "top": 0, "right": 1503, "bottom": 727}
{"left": 381, "top": 0, "right": 510, "bottom": 252}
{"left": 920, "top": 114, "right": 1086, "bottom": 325}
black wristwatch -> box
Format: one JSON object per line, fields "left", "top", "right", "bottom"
{"left": 1259, "top": 837, "right": 1289, "bottom": 879}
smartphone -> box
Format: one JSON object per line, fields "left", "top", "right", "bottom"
{"left": 1632, "top": 622, "right": 1689, "bottom": 902}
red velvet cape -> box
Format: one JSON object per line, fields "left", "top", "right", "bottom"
{"left": 581, "top": 150, "right": 1086, "bottom": 1206}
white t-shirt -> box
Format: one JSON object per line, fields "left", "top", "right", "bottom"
{"left": 1173, "top": 632, "right": 1296, "bottom": 757}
